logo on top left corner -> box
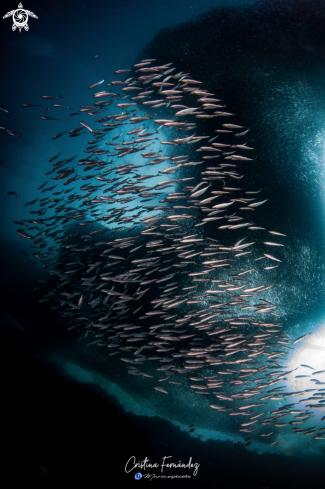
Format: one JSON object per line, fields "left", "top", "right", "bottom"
{"left": 3, "top": 3, "right": 38, "bottom": 32}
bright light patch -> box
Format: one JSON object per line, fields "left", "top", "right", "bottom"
{"left": 283, "top": 323, "right": 325, "bottom": 421}
{"left": 288, "top": 325, "right": 325, "bottom": 386}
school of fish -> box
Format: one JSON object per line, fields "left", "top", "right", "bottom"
{"left": 7, "top": 59, "right": 324, "bottom": 444}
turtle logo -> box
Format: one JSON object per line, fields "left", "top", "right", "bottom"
{"left": 3, "top": 3, "right": 38, "bottom": 32}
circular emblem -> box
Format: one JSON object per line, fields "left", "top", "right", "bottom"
{"left": 135, "top": 472, "right": 142, "bottom": 480}
{"left": 3, "top": 3, "right": 38, "bottom": 33}
{"left": 13, "top": 8, "right": 28, "bottom": 29}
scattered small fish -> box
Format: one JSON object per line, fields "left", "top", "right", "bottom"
{"left": 40, "top": 116, "right": 59, "bottom": 120}
{"left": 89, "top": 79, "right": 105, "bottom": 90}
{"left": 52, "top": 131, "right": 67, "bottom": 140}
{"left": 5, "top": 128, "right": 22, "bottom": 137}
{"left": 293, "top": 333, "right": 309, "bottom": 345}
{"left": 53, "top": 104, "right": 72, "bottom": 109}
{"left": 79, "top": 121, "right": 94, "bottom": 133}
{"left": 0, "top": 104, "right": 10, "bottom": 115}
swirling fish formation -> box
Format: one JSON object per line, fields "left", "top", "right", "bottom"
{"left": 15, "top": 59, "right": 324, "bottom": 444}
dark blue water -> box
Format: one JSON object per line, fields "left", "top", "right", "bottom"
{"left": 1, "top": 0, "right": 325, "bottom": 486}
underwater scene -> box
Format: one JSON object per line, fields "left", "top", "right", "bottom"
{"left": 0, "top": 0, "right": 325, "bottom": 486}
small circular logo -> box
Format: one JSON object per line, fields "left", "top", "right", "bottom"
{"left": 135, "top": 472, "right": 142, "bottom": 480}
{"left": 3, "top": 3, "right": 38, "bottom": 33}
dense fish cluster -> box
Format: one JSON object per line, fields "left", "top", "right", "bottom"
{"left": 12, "top": 59, "right": 325, "bottom": 444}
